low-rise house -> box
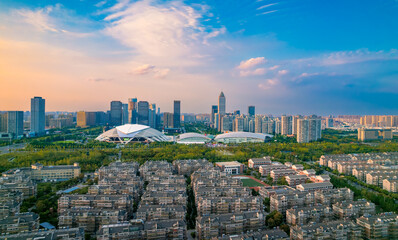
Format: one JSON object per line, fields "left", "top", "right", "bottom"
{"left": 356, "top": 212, "right": 398, "bottom": 240}
{"left": 270, "top": 169, "right": 297, "bottom": 182}
{"left": 0, "top": 212, "right": 39, "bottom": 234}
{"left": 296, "top": 182, "right": 333, "bottom": 192}
{"left": 0, "top": 227, "right": 85, "bottom": 240}
{"left": 136, "top": 205, "right": 185, "bottom": 221}
{"left": 215, "top": 161, "right": 245, "bottom": 175}
{"left": 285, "top": 175, "right": 308, "bottom": 187}
{"left": 286, "top": 205, "right": 332, "bottom": 226}
{"left": 383, "top": 179, "right": 398, "bottom": 192}
{"left": 332, "top": 199, "right": 376, "bottom": 219}
{"left": 290, "top": 220, "right": 361, "bottom": 240}
{"left": 248, "top": 157, "right": 272, "bottom": 169}
{"left": 196, "top": 211, "right": 265, "bottom": 240}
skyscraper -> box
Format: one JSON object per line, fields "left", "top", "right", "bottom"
{"left": 163, "top": 112, "right": 174, "bottom": 128}
{"left": 218, "top": 92, "right": 226, "bottom": 115}
{"left": 149, "top": 104, "right": 157, "bottom": 128}
{"left": 211, "top": 105, "right": 218, "bottom": 125}
{"left": 7, "top": 111, "right": 24, "bottom": 138}
{"left": 137, "top": 101, "right": 149, "bottom": 126}
{"left": 281, "top": 115, "right": 292, "bottom": 135}
{"left": 0, "top": 112, "right": 7, "bottom": 133}
{"left": 173, "top": 100, "right": 181, "bottom": 128}
{"left": 248, "top": 106, "right": 255, "bottom": 116}
{"left": 128, "top": 98, "right": 138, "bottom": 124}
{"left": 110, "top": 101, "right": 123, "bottom": 126}
{"left": 30, "top": 96, "right": 45, "bottom": 135}
{"left": 122, "top": 103, "right": 129, "bottom": 125}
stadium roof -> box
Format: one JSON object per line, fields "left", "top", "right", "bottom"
{"left": 176, "top": 132, "right": 211, "bottom": 144}
{"left": 96, "top": 124, "right": 169, "bottom": 143}
{"left": 214, "top": 131, "right": 273, "bottom": 143}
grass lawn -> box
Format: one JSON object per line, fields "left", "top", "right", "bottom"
{"left": 240, "top": 178, "right": 264, "bottom": 187}
{"left": 53, "top": 140, "right": 76, "bottom": 144}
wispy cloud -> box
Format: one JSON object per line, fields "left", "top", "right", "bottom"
{"left": 257, "top": 10, "right": 278, "bottom": 16}
{"left": 130, "top": 64, "right": 155, "bottom": 75}
{"left": 88, "top": 78, "right": 113, "bottom": 82}
{"left": 237, "top": 57, "right": 266, "bottom": 69}
{"left": 154, "top": 68, "right": 170, "bottom": 79}
{"left": 240, "top": 68, "right": 267, "bottom": 77}
{"left": 257, "top": 3, "right": 278, "bottom": 10}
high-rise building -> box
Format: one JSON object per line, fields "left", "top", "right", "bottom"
{"left": 122, "top": 103, "right": 129, "bottom": 125}
{"left": 218, "top": 92, "right": 226, "bottom": 115}
{"left": 30, "top": 96, "right": 45, "bottom": 135}
{"left": 163, "top": 112, "right": 174, "bottom": 128}
{"left": 297, "top": 116, "right": 322, "bottom": 143}
{"left": 281, "top": 115, "right": 292, "bottom": 135}
{"left": 0, "top": 112, "right": 7, "bottom": 132}
{"left": 211, "top": 105, "right": 218, "bottom": 125}
{"left": 149, "top": 104, "right": 157, "bottom": 129}
{"left": 234, "top": 117, "right": 244, "bottom": 132}
{"left": 173, "top": 100, "right": 181, "bottom": 128}
{"left": 77, "top": 111, "right": 97, "bottom": 127}
{"left": 233, "top": 110, "right": 241, "bottom": 115}
{"left": 128, "top": 98, "right": 138, "bottom": 124}
{"left": 248, "top": 106, "right": 255, "bottom": 116}
{"left": 221, "top": 115, "right": 232, "bottom": 132}
{"left": 110, "top": 101, "right": 123, "bottom": 126}
{"left": 7, "top": 111, "right": 24, "bottom": 138}
{"left": 255, "top": 115, "right": 263, "bottom": 133}
{"left": 137, "top": 101, "right": 149, "bottom": 126}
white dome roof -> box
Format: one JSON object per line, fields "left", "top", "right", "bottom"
{"left": 96, "top": 124, "right": 169, "bottom": 143}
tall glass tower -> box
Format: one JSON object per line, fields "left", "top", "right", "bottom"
{"left": 218, "top": 92, "right": 226, "bottom": 115}
{"left": 30, "top": 96, "right": 45, "bottom": 135}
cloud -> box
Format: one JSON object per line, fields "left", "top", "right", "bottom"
{"left": 258, "top": 78, "right": 278, "bottom": 90}
{"left": 278, "top": 69, "right": 288, "bottom": 75}
{"left": 269, "top": 65, "right": 279, "bottom": 70}
{"left": 240, "top": 68, "right": 267, "bottom": 77}
{"left": 257, "top": 10, "right": 278, "bottom": 16}
{"left": 130, "top": 64, "right": 155, "bottom": 75}
{"left": 88, "top": 78, "right": 113, "bottom": 82}
{"left": 257, "top": 3, "right": 278, "bottom": 10}
{"left": 154, "top": 68, "right": 170, "bottom": 79}
{"left": 103, "top": 0, "right": 225, "bottom": 64}
{"left": 15, "top": 5, "right": 93, "bottom": 37}
{"left": 321, "top": 49, "right": 398, "bottom": 66}
{"left": 237, "top": 57, "right": 267, "bottom": 69}
{"left": 16, "top": 7, "right": 59, "bottom": 32}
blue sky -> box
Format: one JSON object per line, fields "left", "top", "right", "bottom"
{"left": 0, "top": 0, "right": 397, "bottom": 115}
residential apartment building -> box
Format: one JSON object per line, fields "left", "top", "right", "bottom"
{"left": 248, "top": 157, "right": 272, "bottom": 169}
{"left": 356, "top": 212, "right": 398, "bottom": 240}
{"left": 332, "top": 199, "right": 376, "bottom": 219}
{"left": 286, "top": 205, "right": 333, "bottom": 226}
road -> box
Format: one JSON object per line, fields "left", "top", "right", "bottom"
{"left": 0, "top": 143, "right": 26, "bottom": 155}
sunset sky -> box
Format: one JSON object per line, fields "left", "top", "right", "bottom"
{"left": 1, "top": 0, "right": 398, "bottom": 115}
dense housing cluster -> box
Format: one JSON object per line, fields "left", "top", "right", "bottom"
{"left": 320, "top": 152, "right": 398, "bottom": 192}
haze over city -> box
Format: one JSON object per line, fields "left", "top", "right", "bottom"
{"left": 1, "top": 0, "right": 398, "bottom": 114}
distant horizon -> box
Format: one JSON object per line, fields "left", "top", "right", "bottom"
{"left": 1, "top": 0, "right": 398, "bottom": 115}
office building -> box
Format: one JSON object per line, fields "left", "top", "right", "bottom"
{"left": 128, "top": 98, "right": 138, "bottom": 124}
{"left": 0, "top": 112, "right": 8, "bottom": 132}
{"left": 163, "top": 112, "right": 174, "bottom": 129}
{"left": 148, "top": 104, "right": 157, "bottom": 129}
{"left": 30, "top": 97, "right": 45, "bottom": 135}
{"left": 122, "top": 103, "right": 128, "bottom": 125}
{"left": 76, "top": 111, "right": 96, "bottom": 127}
{"left": 137, "top": 101, "right": 149, "bottom": 126}
{"left": 7, "top": 111, "right": 24, "bottom": 139}
{"left": 211, "top": 105, "right": 218, "bottom": 125}
{"left": 248, "top": 106, "right": 255, "bottom": 116}
{"left": 218, "top": 91, "right": 226, "bottom": 114}
{"left": 110, "top": 101, "right": 123, "bottom": 126}
{"left": 173, "top": 100, "right": 181, "bottom": 128}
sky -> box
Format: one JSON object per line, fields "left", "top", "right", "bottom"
{"left": 0, "top": 0, "right": 397, "bottom": 115}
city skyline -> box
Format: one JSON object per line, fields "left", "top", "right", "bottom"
{"left": 1, "top": 0, "right": 398, "bottom": 115}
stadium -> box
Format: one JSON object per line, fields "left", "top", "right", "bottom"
{"left": 214, "top": 131, "right": 273, "bottom": 144}
{"left": 175, "top": 132, "right": 212, "bottom": 144}
{"left": 95, "top": 124, "right": 169, "bottom": 143}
